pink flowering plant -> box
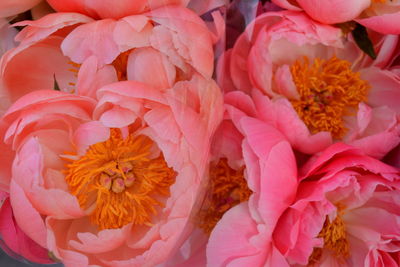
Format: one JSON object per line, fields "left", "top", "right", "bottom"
{"left": 0, "top": 0, "right": 400, "bottom": 266}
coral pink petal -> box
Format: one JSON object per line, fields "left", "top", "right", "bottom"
{"left": 99, "top": 106, "right": 136, "bottom": 128}
{"left": 224, "top": 91, "right": 257, "bottom": 117}
{"left": 9, "top": 180, "right": 47, "bottom": 248}
{"left": 96, "top": 81, "right": 165, "bottom": 104}
{"left": 14, "top": 13, "right": 93, "bottom": 46}
{"left": 2, "top": 37, "right": 77, "bottom": 101}
{"left": 144, "top": 107, "right": 181, "bottom": 143}
{"left": 76, "top": 56, "right": 118, "bottom": 98}
{"left": 3, "top": 90, "right": 95, "bottom": 121}
{"left": 73, "top": 121, "right": 110, "bottom": 153}
{"left": 148, "top": 6, "right": 214, "bottom": 78}
{"left": 84, "top": 0, "right": 148, "bottom": 19}
{"left": 0, "top": 0, "right": 41, "bottom": 18}
{"left": 357, "top": 12, "right": 400, "bottom": 35}
{"left": 46, "top": 0, "right": 93, "bottom": 18}
{"left": 296, "top": 0, "right": 370, "bottom": 24}
{"left": 127, "top": 47, "right": 176, "bottom": 90}
{"left": 61, "top": 19, "right": 120, "bottom": 66}
{"left": 113, "top": 15, "right": 152, "bottom": 52}
{"left": 207, "top": 203, "right": 260, "bottom": 267}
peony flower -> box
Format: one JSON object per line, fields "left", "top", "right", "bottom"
{"left": 221, "top": 11, "right": 400, "bottom": 158}
{"left": 203, "top": 92, "right": 298, "bottom": 266}
{"left": 0, "top": 191, "right": 53, "bottom": 264}
{"left": 207, "top": 139, "right": 400, "bottom": 266}
{"left": 0, "top": 73, "right": 222, "bottom": 266}
{"left": 46, "top": 0, "right": 227, "bottom": 18}
{"left": 272, "top": 0, "right": 400, "bottom": 34}
{"left": 0, "top": 6, "right": 214, "bottom": 103}
{"left": 0, "top": 0, "right": 42, "bottom": 18}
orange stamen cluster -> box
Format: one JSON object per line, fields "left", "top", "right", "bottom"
{"left": 198, "top": 159, "right": 252, "bottom": 234}
{"left": 64, "top": 129, "right": 176, "bottom": 230}
{"left": 290, "top": 56, "right": 369, "bottom": 139}
{"left": 308, "top": 205, "right": 350, "bottom": 265}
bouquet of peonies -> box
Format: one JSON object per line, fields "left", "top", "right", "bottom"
{"left": 0, "top": 0, "right": 398, "bottom": 266}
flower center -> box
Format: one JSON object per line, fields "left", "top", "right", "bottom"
{"left": 308, "top": 206, "right": 350, "bottom": 265}
{"left": 290, "top": 56, "right": 369, "bottom": 139}
{"left": 64, "top": 129, "right": 176, "bottom": 230}
{"left": 198, "top": 159, "right": 252, "bottom": 234}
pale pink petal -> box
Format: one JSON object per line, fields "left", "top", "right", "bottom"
{"left": 2, "top": 36, "right": 77, "bottom": 101}
{"left": 361, "top": 67, "right": 400, "bottom": 114}
{"left": 296, "top": 0, "right": 370, "bottom": 24}
{"left": 206, "top": 203, "right": 260, "bottom": 267}
{"left": 14, "top": 12, "right": 93, "bottom": 46}
{"left": 113, "top": 15, "right": 152, "bottom": 51}
{"left": 148, "top": 6, "right": 214, "bottom": 78}
{"left": 76, "top": 56, "right": 118, "bottom": 98}
{"left": 357, "top": 11, "right": 400, "bottom": 35}
{"left": 73, "top": 121, "right": 110, "bottom": 154}
{"left": 127, "top": 47, "right": 176, "bottom": 90}
{"left": 69, "top": 224, "right": 131, "bottom": 254}
{"left": 61, "top": 19, "right": 120, "bottom": 66}
{"left": 9, "top": 180, "right": 47, "bottom": 248}
{"left": 274, "top": 64, "right": 300, "bottom": 100}
{"left": 99, "top": 106, "right": 136, "bottom": 128}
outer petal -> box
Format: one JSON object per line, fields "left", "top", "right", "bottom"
{"left": 206, "top": 203, "right": 260, "bottom": 267}
{"left": 296, "top": 0, "right": 370, "bottom": 24}
{"left": 0, "top": 0, "right": 41, "bottom": 18}
{"left": 357, "top": 12, "right": 400, "bottom": 35}
{"left": 61, "top": 19, "right": 120, "bottom": 66}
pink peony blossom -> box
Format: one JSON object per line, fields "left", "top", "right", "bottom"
{"left": 221, "top": 11, "right": 400, "bottom": 158}
{"left": 0, "top": 6, "right": 215, "bottom": 105}
{"left": 0, "top": 72, "right": 222, "bottom": 266}
{"left": 272, "top": 0, "right": 400, "bottom": 34}
{"left": 46, "top": 0, "right": 227, "bottom": 19}
{"left": 206, "top": 101, "right": 400, "bottom": 266}
{"left": 0, "top": 191, "right": 53, "bottom": 264}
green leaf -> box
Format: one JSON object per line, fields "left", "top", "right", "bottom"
{"left": 351, "top": 23, "right": 377, "bottom": 60}
{"left": 53, "top": 74, "right": 60, "bottom": 91}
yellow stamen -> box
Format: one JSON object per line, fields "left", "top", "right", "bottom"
{"left": 64, "top": 129, "right": 176, "bottom": 230}
{"left": 308, "top": 205, "right": 350, "bottom": 265}
{"left": 290, "top": 56, "right": 369, "bottom": 139}
{"left": 198, "top": 159, "right": 252, "bottom": 234}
